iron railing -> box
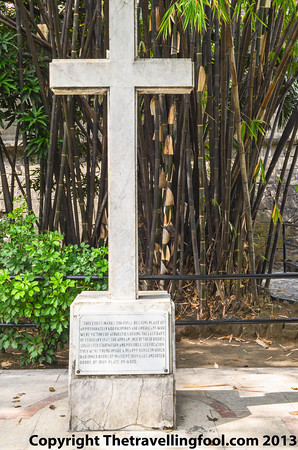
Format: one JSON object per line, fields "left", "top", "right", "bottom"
{"left": 283, "top": 223, "right": 298, "bottom": 272}
{"left": 1, "top": 272, "right": 298, "bottom": 328}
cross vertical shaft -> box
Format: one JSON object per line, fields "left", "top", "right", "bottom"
{"left": 109, "top": 0, "right": 135, "bottom": 61}
{"left": 108, "top": 0, "right": 137, "bottom": 299}
{"left": 108, "top": 86, "right": 138, "bottom": 299}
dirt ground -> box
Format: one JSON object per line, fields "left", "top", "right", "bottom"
{"left": 176, "top": 336, "right": 298, "bottom": 368}
{"left": 1, "top": 336, "right": 298, "bottom": 370}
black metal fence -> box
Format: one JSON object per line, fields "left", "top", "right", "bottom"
{"left": 1, "top": 272, "right": 298, "bottom": 328}
{"left": 283, "top": 223, "right": 298, "bottom": 272}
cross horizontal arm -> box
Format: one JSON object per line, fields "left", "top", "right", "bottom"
{"left": 50, "top": 59, "right": 194, "bottom": 95}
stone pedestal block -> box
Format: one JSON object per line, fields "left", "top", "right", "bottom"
{"left": 68, "top": 292, "right": 175, "bottom": 431}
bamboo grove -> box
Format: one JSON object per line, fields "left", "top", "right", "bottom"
{"left": 0, "top": 1, "right": 297, "bottom": 314}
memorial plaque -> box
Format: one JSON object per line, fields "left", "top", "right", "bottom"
{"left": 76, "top": 313, "right": 170, "bottom": 375}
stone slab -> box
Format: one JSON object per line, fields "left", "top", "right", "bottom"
{"left": 50, "top": 60, "right": 194, "bottom": 94}
{"left": 69, "top": 375, "right": 175, "bottom": 431}
{"left": 68, "top": 292, "right": 176, "bottom": 430}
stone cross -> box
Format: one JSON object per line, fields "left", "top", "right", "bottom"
{"left": 50, "top": 0, "right": 193, "bottom": 301}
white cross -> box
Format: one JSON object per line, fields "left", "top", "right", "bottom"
{"left": 50, "top": 0, "right": 193, "bottom": 301}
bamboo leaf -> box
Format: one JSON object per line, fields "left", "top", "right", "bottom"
{"left": 164, "top": 208, "right": 172, "bottom": 225}
{"left": 272, "top": 202, "right": 283, "bottom": 224}
{"left": 156, "top": 6, "right": 161, "bottom": 31}
{"left": 159, "top": 170, "right": 167, "bottom": 189}
{"left": 197, "top": 66, "right": 206, "bottom": 92}
{"left": 162, "top": 228, "right": 170, "bottom": 245}
{"left": 168, "top": 104, "right": 176, "bottom": 125}
{"left": 260, "top": 159, "right": 266, "bottom": 184}
{"left": 165, "top": 188, "right": 175, "bottom": 206}
{"left": 164, "top": 135, "right": 174, "bottom": 155}
{"left": 161, "top": 244, "right": 171, "bottom": 262}
{"left": 150, "top": 97, "right": 155, "bottom": 115}
{"left": 241, "top": 122, "right": 246, "bottom": 141}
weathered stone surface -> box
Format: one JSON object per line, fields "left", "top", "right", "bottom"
{"left": 266, "top": 322, "right": 284, "bottom": 339}
{"left": 281, "top": 324, "right": 298, "bottom": 341}
{"left": 242, "top": 324, "right": 257, "bottom": 339}
{"left": 213, "top": 324, "right": 232, "bottom": 336}
{"left": 257, "top": 323, "right": 268, "bottom": 337}
{"left": 68, "top": 292, "right": 176, "bottom": 430}
{"left": 70, "top": 375, "right": 175, "bottom": 431}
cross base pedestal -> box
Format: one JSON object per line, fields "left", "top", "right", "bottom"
{"left": 69, "top": 292, "right": 176, "bottom": 431}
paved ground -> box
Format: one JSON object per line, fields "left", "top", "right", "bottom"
{"left": 1, "top": 368, "right": 297, "bottom": 450}
{"left": 270, "top": 276, "right": 298, "bottom": 302}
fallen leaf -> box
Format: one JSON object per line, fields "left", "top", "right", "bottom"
{"left": 49, "top": 387, "right": 55, "bottom": 392}
{"left": 279, "top": 344, "right": 288, "bottom": 350}
{"left": 266, "top": 356, "right": 273, "bottom": 361}
{"left": 13, "top": 396, "right": 20, "bottom": 399}
{"left": 233, "top": 386, "right": 264, "bottom": 392}
{"left": 207, "top": 415, "right": 218, "bottom": 422}
{"left": 184, "top": 384, "right": 228, "bottom": 389}
{"left": 60, "top": 415, "right": 66, "bottom": 417}
{"left": 289, "top": 411, "right": 298, "bottom": 415}
{"left": 218, "top": 335, "right": 246, "bottom": 343}
{"left": 205, "top": 334, "right": 214, "bottom": 341}
{"left": 184, "top": 339, "right": 199, "bottom": 345}
{"left": 255, "top": 338, "right": 269, "bottom": 349}
{"left": 49, "top": 405, "right": 56, "bottom": 410}
{"left": 18, "top": 418, "right": 22, "bottom": 424}
{"left": 17, "top": 393, "right": 26, "bottom": 396}
{"left": 12, "top": 400, "right": 20, "bottom": 403}
{"left": 175, "top": 314, "right": 183, "bottom": 321}
{"left": 291, "top": 387, "right": 298, "bottom": 391}
{"left": 218, "top": 335, "right": 230, "bottom": 340}
{"left": 14, "top": 405, "right": 21, "bottom": 408}
{"left": 262, "top": 338, "right": 273, "bottom": 345}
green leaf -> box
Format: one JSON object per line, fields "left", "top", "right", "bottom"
{"left": 272, "top": 202, "right": 283, "bottom": 224}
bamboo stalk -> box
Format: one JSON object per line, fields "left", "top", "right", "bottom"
{"left": 196, "top": 32, "right": 206, "bottom": 306}
{"left": 264, "top": 122, "right": 298, "bottom": 284}
{"left": 41, "top": 95, "right": 59, "bottom": 231}
{"left": 226, "top": 18, "right": 258, "bottom": 301}
{"left": 185, "top": 106, "right": 201, "bottom": 314}
{"left": 15, "top": 0, "right": 50, "bottom": 115}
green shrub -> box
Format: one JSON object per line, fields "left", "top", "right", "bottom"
{"left": 0, "top": 202, "right": 108, "bottom": 365}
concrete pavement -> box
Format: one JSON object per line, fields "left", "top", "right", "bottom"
{"left": 0, "top": 367, "right": 298, "bottom": 450}
{"left": 270, "top": 276, "right": 298, "bottom": 302}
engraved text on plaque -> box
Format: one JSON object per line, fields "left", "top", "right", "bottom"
{"left": 76, "top": 313, "right": 169, "bottom": 375}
